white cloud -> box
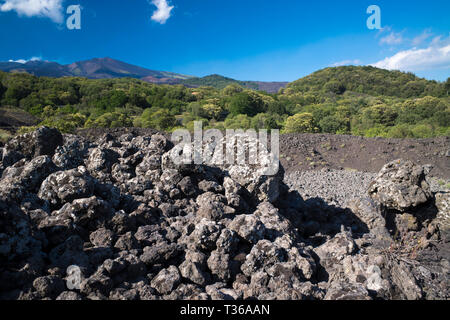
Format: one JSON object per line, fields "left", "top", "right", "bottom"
{"left": 331, "top": 59, "right": 362, "bottom": 67}
{"left": 150, "top": 0, "right": 174, "bottom": 24}
{"left": 412, "top": 29, "right": 432, "bottom": 46}
{"left": 431, "top": 35, "right": 443, "bottom": 45}
{"left": 380, "top": 31, "right": 404, "bottom": 45}
{"left": 8, "top": 57, "right": 42, "bottom": 64}
{"left": 0, "top": 0, "right": 64, "bottom": 23}
{"left": 371, "top": 38, "right": 450, "bottom": 72}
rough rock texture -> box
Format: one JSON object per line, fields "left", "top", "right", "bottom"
{"left": 0, "top": 127, "right": 448, "bottom": 300}
{"left": 435, "top": 192, "right": 450, "bottom": 230}
{"left": 2, "top": 127, "right": 63, "bottom": 167}
{"left": 368, "top": 159, "right": 432, "bottom": 212}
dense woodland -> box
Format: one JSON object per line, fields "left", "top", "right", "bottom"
{"left": 0, "top": 66, "right": 449, "bottom": 141}
{"left": 180, "top": 74, "right": 259, "bottom": 90}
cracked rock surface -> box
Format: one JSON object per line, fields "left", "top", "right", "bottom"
{"left": 0, "top": 127, "right": 448, "bottom": 300}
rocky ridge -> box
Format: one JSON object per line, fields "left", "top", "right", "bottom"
{"left": 0, "top": 127, "right": 448, "bottom": 300}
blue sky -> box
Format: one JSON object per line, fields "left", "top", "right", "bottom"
{"left": 0, "top": 0, "right": 449, "bottom": 81}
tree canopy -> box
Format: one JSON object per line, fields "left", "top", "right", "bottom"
{"left": 0, "top": 66, "right": 448, "bottom": 139}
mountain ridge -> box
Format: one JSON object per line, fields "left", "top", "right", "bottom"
{"left": 0, "top": 57, "right": 288, "bottom": 93}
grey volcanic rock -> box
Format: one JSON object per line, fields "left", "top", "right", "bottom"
{"left": 324, "top": 281, "right": 371, "bottom": 300}
{"left": 89, "top": 228, "right": 115, "bottom": 248}
{"left": 284, "top": 169, "right": 376, "bottom": 208}
{"left": 368, "top": 159, "right": 432, "bottom": 212}
{"left": 391, "top": 261, "right": 422, "bottom": 300}
{"left": 0, "top": 128, "right": 448, "bottom": 301}
{"left": 196, "top": 192, "right": 235, "bottom": 221}
{"left": 315, "top": 230, "right": 357, "bottom": 269}
{"left": 347, "top": 197, "right": 390, "bottom": 239}
{"left": 434, "top": 192, "right": 450, "bottom": 230}
{"left": 218, "top": 133, "right": 283, "bottom": 204}
{"left": 179, "top": 250, "right": 211, "bottom": 286}
{"left": 53, "top": 135, "right": 89, "bottom": 169}
{"left": 2, "top": 127, "right": 63, "bottom": 166}
{"left": 0, "top": 155, "right": 57, "bottom": 201}
{"left": 86, "top": 147, "right": 119, "bottom": 181}
{"left": 151, "top": 266, "right": 181, "bottom": 295}
{"left": 56, "top": 291, "right": 83, "bottom": 300}
{"left": 33, "top": 275, "right": 65, "bottom": 299}
{"left": 228, "top": 214, "right": 265, "bottom": 244}
{"left": 38, "top": 166, "right": 95, "bottom": 207}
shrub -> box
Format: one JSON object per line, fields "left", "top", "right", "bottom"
{"left": 319, "top": 115, "right": 349, "bottom": 134}
{"left": 283, "top": 113, "right": 317, "bottom": 133}
{"left": 85, "top": 112, "right": 133, "bottom": 128}
{"left": 140, "top": 109, "right": 177, "bottom": 130}
{"left": 224, "top": 114, "right": 252, "bottom": 130}
{"left": 385, "top": 124, "right": 413, "bottom": 138}
{"left": 411, "top": 124, "right": 434, "bottom": 138}
{"left": 0, "top": 129, "right": 12, "bottom": 143}
{"left": 40, "top": 113, "right": 87, "bottom": 133}
{"left": 228, "top": 92, "right": 263, "bottom": 117}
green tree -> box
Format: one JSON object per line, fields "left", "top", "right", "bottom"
{"left": 40, "top": 113, "right": 86, "bottom": 133}
{"left": 140, "top": 109, "right": 176, "bottom": 130}
{"left": 222, "top": 84, "right": 243, "bottom": 96}
{"left": 228, "top": 92, "right": 262, "bottom": 117}
{"left": 224, "top": 114, "right": 252, "bottom": 130}
{"left": 283, "top": 113, "right": 317, "bottom": 133}
{"left": 386, "top": 124, "right": 413, "bottom": 138}
{"left": 411, "top": 124, "right": 433, "bottom": 138}
{"left": 202, "top": 103, "right": 223, "bottom": 120}
{"left": 431, "top": 109, "right": 450, "bottom": 127}
{"left": 85, "top": 112, "right": 133, "bottom": 128}
{"left": 319, "top": 115, "right": 348, "bottom": 133}
{"left": 267, "top": 100, "right": 286, "bottom": 114}
{"left": 397, "top": 96, "right": 447, "bottom": 124}
{"left": 362, "top": 104, "right": 398, "bottom": 127}
{"left": 445, "top": 77, "right": 450, "bottom": 96}
{"left": 324, "top": 80, "right": 346, "bottom": 95}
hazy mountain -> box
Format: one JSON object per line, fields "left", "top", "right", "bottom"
{"left": 0, "top": 57, "right": 192, "bottom": 82}
{"left": 0, "top": 57, "right": 288, "bottom": 93}
{"left": 180, "top": 74, "right": 288, "bottom": 93}
{"left": 0, "top": 60, "right": 72, "bottom": 77}
{"left": 65, "top": 57, "right": 193, "bottom": 82}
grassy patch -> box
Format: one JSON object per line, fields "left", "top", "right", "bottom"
{"left": 0, "top": 129, "right": 12, "bottom": 143}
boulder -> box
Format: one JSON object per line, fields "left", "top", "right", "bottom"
{"left": 368, "top": 159, "right": 432, "bottom": 212}
{"left": 324, "top": 281, "right": 371, "bottom": 300}
{"left": 2, "top": 127, "right": 63, "bottom": 166}
{"left": 38, "top": 166, "right": 95, "bottom": 208}
{"left": 150, "top": 266, "right": 181, "bottom": 295}
{"left": 435, "top": 192, "right": 450, "bottom": 230}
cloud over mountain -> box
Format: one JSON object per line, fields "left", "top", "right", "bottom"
{"left": 372, "top": 37, "right": 450, "bottom": 72}
{"left": 0, "top": 0, "right": 64, "bottom": 23}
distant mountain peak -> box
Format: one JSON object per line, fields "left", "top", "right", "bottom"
{"left": 0, "top": 57, "right": 288, "bottom": 93}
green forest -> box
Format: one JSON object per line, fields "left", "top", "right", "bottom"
{"left": 0, "top": 66, "right": 449, "bottom": 140}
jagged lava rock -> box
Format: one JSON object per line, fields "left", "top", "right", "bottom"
{"left": 368, "top": 159, "right": 432, "bottom": 212}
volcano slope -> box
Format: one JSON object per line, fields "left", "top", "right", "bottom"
{"left": 0, "top": 127, "right": 448, "bottom": 300}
